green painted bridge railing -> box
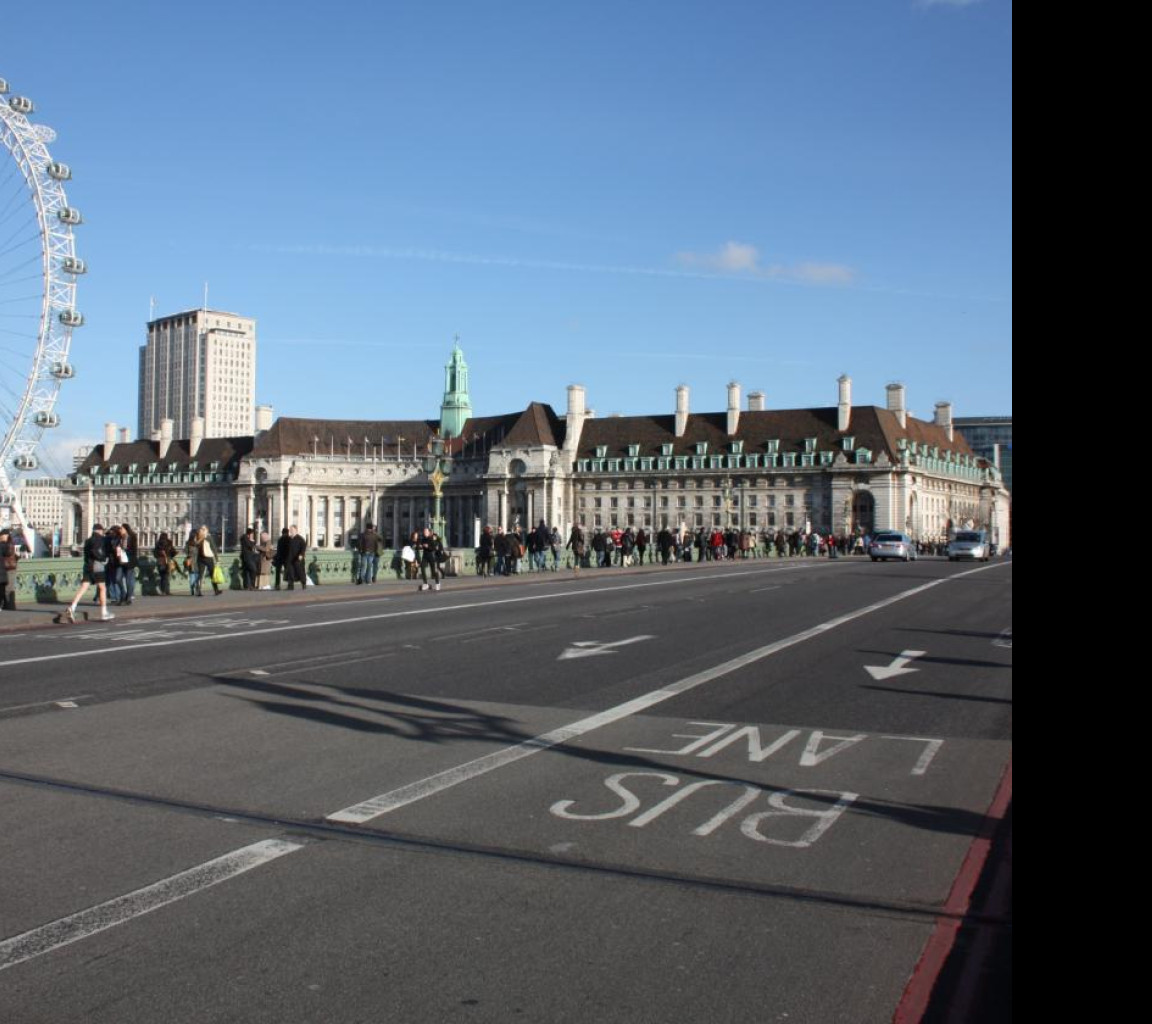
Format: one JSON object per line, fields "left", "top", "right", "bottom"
{"left": 7, "top": 549, "right": 483, "bottom": 604}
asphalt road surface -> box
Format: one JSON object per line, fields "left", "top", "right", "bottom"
{"left": 0, "top": 557, "right": 1013, "bottom": 1023}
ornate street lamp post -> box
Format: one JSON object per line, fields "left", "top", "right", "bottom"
{"left": 422, "top": 435, "right": 453, "bottom": 539}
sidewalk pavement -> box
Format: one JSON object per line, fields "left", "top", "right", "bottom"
{"left": 0, "top": 557, "right": 754, "bottom": 634}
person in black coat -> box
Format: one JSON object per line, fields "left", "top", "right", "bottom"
{"left": 0, "top": 527, "right": 16, "bottom": 611}
{"left": 286, "top": 526, "right": 308, "bottom": 590}
{"left": 274, "top": 528, "right": 291, "bottom": 590}
{"left": 240, "top": 528, "right": 260, "bottom": 590}
{"left": 153, "top": 532, "right": 177, "bottom": 596}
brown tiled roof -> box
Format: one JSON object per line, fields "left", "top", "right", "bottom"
{"left": 251, "top": 418, "right": 440, "bottom": 459}
{"left": 455, "top": 403, "right": 565, "bottom": 450}
{"left": 504, "top": 402, "right": 565, "bottom": 448}
{"left": 77, "top": 436, "right": 255, "bottom": 475}
{"left": 578, "top": 406, "right": 974, "bottom": 461}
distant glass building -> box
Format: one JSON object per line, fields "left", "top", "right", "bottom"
{"left": 954, "top": 417, "right": 1012, "bottom": 492}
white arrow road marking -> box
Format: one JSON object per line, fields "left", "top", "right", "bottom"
{"left": 864, "top": 650, "right": 927, "bottom": 681}
{"left": 558, "top": 635, "right": 656, "bottom": 661}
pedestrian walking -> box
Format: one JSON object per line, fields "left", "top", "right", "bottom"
{"left": 417, "top": 527, "right": 445, "bottom": 592}
{"left": 64, "top": 524, "right": 114, "bottom": 622}
{"left": 195, "top": 525, "right": 223, "bottom": 596}
{"left": 256, "top": 531, "right": 274, "bottom": 590}
{"left": 0, "top": 527, "right": 17, "bottom": 612}
{"left": 286, "top": 525, "right": 308, "bottom": 590}
{"left": 153, "top": 532, "right": 177, "bottom": 596}
{"left": 566, "top": 523, "right": 586, "bottom": 573}
{"left": 358, "top": 522, "right": 380, "bottom": 584}
{"left": 240, "top": 528, "right": 260, "bottom": 590}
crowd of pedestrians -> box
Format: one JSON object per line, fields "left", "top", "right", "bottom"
{"left": 38, "top": 515, "right": 936, "bottom": 624}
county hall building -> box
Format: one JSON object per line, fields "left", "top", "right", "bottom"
{"left": 62, "top": 346, "right": 1010, "bottom": 553}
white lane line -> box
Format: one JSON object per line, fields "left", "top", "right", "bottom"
{"left": 0, "top": 563, "right": 841, "bottom": 670}
{"left": 0, "top": 695, "right": 94, "bottom": 716}
{"left": 306, "top": 597, "right": 394, "bottom": 609}
{"left": 327, "top": 562, "right": 1004, "bottom": 824}
{"left": 249, "top": 649, "right": 370, "bottom": 673}
{"left": 750, "top": 586, "right": 781, "bottom": 594}
{"left": 267, "top": 651, "right": 398, "bottom": 676}
{"left": 0, "top": 838, "right": 304, "bottom": 972}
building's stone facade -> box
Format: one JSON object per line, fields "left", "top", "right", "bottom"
{"left": 64, "top": 349, "right": 1011, "bottom": 552}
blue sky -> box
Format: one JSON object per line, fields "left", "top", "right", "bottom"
{"left": 2, "top": 0, "right": 1011, "bottom": 474}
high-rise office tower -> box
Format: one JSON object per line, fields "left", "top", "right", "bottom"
{"left": 138, "top": 308, "right": 257, "bottom": 440}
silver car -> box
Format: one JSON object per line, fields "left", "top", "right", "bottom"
{"left": 947, "top": 530, "right": 990, "bottom": 562}
{"left": 869, "top": 531, "right": 917, "bottom": 562}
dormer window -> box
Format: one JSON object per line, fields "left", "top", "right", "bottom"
{"left": 695, "top": 442, "right": 708, "bottom": 455}
{"left": 856, "top": 449, "right": 873, "bottom": 465}
{"left": 148, "top": 463, "right": 158, "bottom": 473}
{"left": 730, "top": 440, "right": 744, "bottom": 454}
{"left": 627, "top": 444, "right": 640, "bottom": 458}
{"left": 108, "top": 465, "right": 118, "bottom": 475}
{"left": 804, "top": 438, "right": 817, "bottom": 453}
{"left": 841, "top": 437, "right": 855, "bottom": 451}
{"left": 661, "top": 443, "right": 674, "bottom": 456}
{"left": 595, "top": 446, "right": 608, "bottom": 458}
{"left": 766, "top": 439, "right": 780, "bottom": 454}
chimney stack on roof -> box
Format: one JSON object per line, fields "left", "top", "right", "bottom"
{"left": 675, "top": 385, "right": 690, "bottom": 438}
{"left": 886, "top": 383, "right": 907, "bottom": 430}
{"left": 159, "top": 418, "right": 174, "bottom": 459}
{"left": 747, "top": 391, "right": 766, "bottom": 412}
{"left": 564, "top": 385, "right": 588, "bottom": 452}
{"left": 838, "top": 375, "right": 852, "bottom": 433}
{"left": 934, "top": 401, "right": 954, "bottom": 442}
{"left": 190, "top": 416, "right": 205, "bottom": 458}
{"left": 119, "top": 427, "right": 131, "bottom": 445}
{"left": 255, "top": 405, "right": 274, "bottom": 435}
{"left": 727, "top": 382, "right": 741, "bottom": 436}
{"left": 104, "top": 422, "right": 117, "bottom": 462}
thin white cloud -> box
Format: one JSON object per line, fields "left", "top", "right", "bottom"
{"left": 675, "top": 242, "right": 857, "bottom": 286}
{"left": 246, "top": 241, "right": 856, "bottom": 289}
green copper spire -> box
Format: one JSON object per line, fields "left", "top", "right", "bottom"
{"left": 440, "top": 338, "right": 472, "bottom": 439}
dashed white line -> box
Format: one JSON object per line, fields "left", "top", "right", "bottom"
{"left": 0, "top": 838, "right": 304, "bottom": 972}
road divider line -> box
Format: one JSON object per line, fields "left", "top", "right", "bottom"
{"left": 327, "top": 562, "right": 1004, "bottom": 825}
{"left": 0, "top": 563, "right": 845, "bottom": 670}
{"left": 0, "top": 838, "right": 304, "bottom": 973}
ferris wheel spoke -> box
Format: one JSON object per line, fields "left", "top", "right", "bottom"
{"left": 0, "top": 249, "right": 45, "bottom": 277}
{"left": 0, "top": 181, "right": 28, "bottom": 224}
{"left": 0, "top": 227, "right": 41, "bottom": 261}
{"left": 0, "top": 291, "right": 43, "bottom": 308}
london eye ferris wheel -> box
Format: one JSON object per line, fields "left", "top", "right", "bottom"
{"left": 0, "top": 73, "right": 83, "bottom": 532}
